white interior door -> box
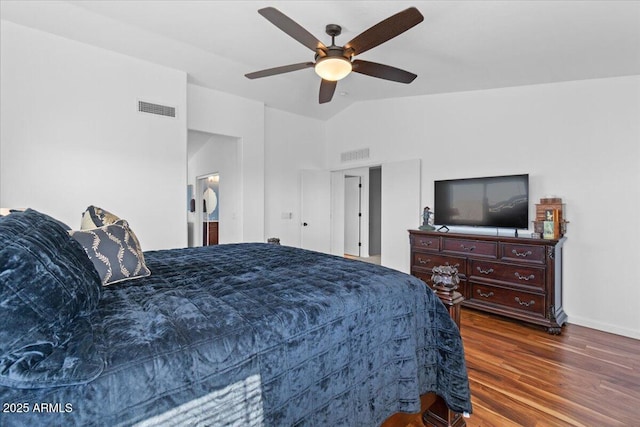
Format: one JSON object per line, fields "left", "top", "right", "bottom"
{"left": 300, "top": 169, "right": 331, "bottom": 253}
{"left": 344, "top": 176, "right": 361, "bottom": 256}
{"left": 381, "top": 159, "right": 421, "bottom": 273}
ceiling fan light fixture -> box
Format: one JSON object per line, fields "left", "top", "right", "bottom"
{"left": 314, "top": 56, "right": 352, "bottom": 81}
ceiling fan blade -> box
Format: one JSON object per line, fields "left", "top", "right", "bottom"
{"left": 245, "top": 62, "right": 314, "bottom": 79}
{"left": 319, "top": 79, "right": 337, "bottom": 104}
{"left": 258, "top": 7, "right": 327, "bottom": 52}
{"left": 352, "top": 60, "right": 417, "bottom": 83}
{"left": 344, "top": 7, "right": 424, "bottom": 56}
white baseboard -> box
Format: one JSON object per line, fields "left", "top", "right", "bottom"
{"left": 567, "top": 315, "right": 640, "bottom": 340}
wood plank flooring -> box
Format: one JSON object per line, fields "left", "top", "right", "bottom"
{"left": 385, "top": 308, "right": 640, "bottom": 427}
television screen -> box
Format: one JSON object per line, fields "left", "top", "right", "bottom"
{"left": 434, "top": 174, "right": 529, "bottom": 229}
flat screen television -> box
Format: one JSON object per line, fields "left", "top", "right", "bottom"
{"left": 434, "top": 174, "right": 529, "bottom": 229}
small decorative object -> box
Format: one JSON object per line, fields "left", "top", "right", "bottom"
{"left": 419, "top": 206, "right": 435, "bottom": 231}
{"left": 430, "top": 264, "right": 464, "bottom": 327}
{"left": 534, "top": 197, "right": 568, "bottom": 239}
{"left": 542, "top": 208, "right": 560, "bottom": 239}
{"left": 267, "top": 237, "right": 280, "bottom": 245}
{"left": 544, "top": 209, "right": 557, "bottom": 222}
{"left": 543, "top": 221, "right": 554, "bottom": 239}
{"left": 431, "top": 264, "right": 460, "bottom": 290}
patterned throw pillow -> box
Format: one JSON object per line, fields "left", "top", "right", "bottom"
{"left": 70, "top": 219, "right": 151, "bottom": 286}
{"left": 80, "top": 205, "right": 121, "bottom": 230}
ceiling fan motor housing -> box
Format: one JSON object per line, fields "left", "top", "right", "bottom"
{"left": 315, "top": 45, "right": 351, "bottom": 62}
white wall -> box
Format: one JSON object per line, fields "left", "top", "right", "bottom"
{"left": 187, "top": 131, "right": 241, "bottom": 245}
{"left": 0, "top": 21, "right": 188, "bottom": 250}
{"left": 264, "top": 107, "right": 326, "bottom": 247}
{"left": 187, "top": 85, "right": 265, "bottom": 242}
{"left": 326, "top": 76, "right": 640, "bottom": 339}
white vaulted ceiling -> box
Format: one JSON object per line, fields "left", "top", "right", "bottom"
{"left": 1, "top": 0, "right": 639, "bottom": 120}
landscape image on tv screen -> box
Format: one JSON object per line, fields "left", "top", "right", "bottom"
{"left": 434, "top": 174, "right": 529, "bottom": 229}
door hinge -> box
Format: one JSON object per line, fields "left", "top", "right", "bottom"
{"left": 358, "top": 242, "right": 362, "bottom": 247}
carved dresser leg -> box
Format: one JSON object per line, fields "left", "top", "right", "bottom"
{"left": 425, "top": 270, "right": 467, "bottom": 427}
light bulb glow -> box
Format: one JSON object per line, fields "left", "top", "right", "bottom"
{"left": 314, "top": 56, "right": 352, "bottom": 81}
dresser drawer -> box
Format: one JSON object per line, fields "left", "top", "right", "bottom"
{"left": 469, "top": 282, "right": 546, "bottom": 317}
{"left": 500, "top": 243, "right": 546, "bottom": 264}
{"left": 411, "top": 234, "right": 440, "bottom": 251}
{"left": 469, "top": 260, "right": 545, "bottom": 290}
{"left": 412, "top": 252, "right": 466, "bottom": 273}
{"left": 442, "top": 238, "right": 497, "bottom": 258}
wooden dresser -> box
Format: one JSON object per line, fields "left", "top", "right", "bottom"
{"left": 409, "top": 230, "right": 567, "bottom": 334}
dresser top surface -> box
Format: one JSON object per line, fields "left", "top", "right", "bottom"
{"left": 409, "top": 229, "right": 566, "bottom": 246}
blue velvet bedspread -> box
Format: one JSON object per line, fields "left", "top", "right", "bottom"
{"left": 1, "top": 243, "right": 471, "bottom": 426}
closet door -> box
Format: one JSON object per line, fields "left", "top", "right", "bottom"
{"left": 300, "top": 169, "right": 331, "bottom": 253}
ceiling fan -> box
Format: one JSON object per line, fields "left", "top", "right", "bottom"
{"left": 245, "top": 7, "right": 424, "bottom": 104}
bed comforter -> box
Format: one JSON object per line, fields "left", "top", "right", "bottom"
{"left": 0, "top": 211, "right": 471, "bottom": 427}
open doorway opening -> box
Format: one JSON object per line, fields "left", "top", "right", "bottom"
{"left": 329, "top": 166, "right": 381, "bottom": 265}
{"left": 187, "top": 130, "right": 241, "bottom": 247}
{"left": 320, "top": 160, "right": 420, "bottom": 271}
{"left": 198, "top": 173, "right": 219, "bottom": 246}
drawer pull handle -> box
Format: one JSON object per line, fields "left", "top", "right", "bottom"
{"left": 477, "top": 290, "right": 494, "bottom": 298}
{"left": 512, "top": 249, "right": 532, "bottom": 257}
{"left": 515, "top": 297, "right": 535, "bottom": 307}
{"left": 460, "top": 244, "right": 476, "bottom": 251}
{"left": 515, "top": 272, "right": 535, "bottom": 281}
{"left": 418, "top": 258, "right": 430, "bottom": 265}
{"left": 477, "top": 267, "right": 494, "bottom": 275}
{"left": 420, "top": 240, "right": 433, "bottom": 246}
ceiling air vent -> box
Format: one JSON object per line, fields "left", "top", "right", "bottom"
{"left": 340, "top": 148, "right": 370, "bottom": 163}
{"left": 138, "top": 100, "right": 176, "bottom": 118}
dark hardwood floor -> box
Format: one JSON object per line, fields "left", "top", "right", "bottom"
{"left": 385, "top": 308, "right": 640, "bottom": 427}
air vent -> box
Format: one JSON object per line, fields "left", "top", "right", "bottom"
{"left": 138, "top": 100, "right": 176, "bottom": 118}
{"left": 340, "top": 148, "right": 370, "bottom": 163}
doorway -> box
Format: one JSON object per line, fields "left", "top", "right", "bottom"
{"left": 325, "top": 159, "right": 419, "bottom": 272}
{"left": 327, "top": 166, "right": 380, "bottom": 264}
{"left": 198, "top": 173, "right": 219, "bottom": 246}
{"left": 187, "top": 130, "right": 241, "bottom": 247}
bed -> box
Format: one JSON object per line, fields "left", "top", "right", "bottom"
{"left": 0, "top": 209, "right": 472, "bottom": 426}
